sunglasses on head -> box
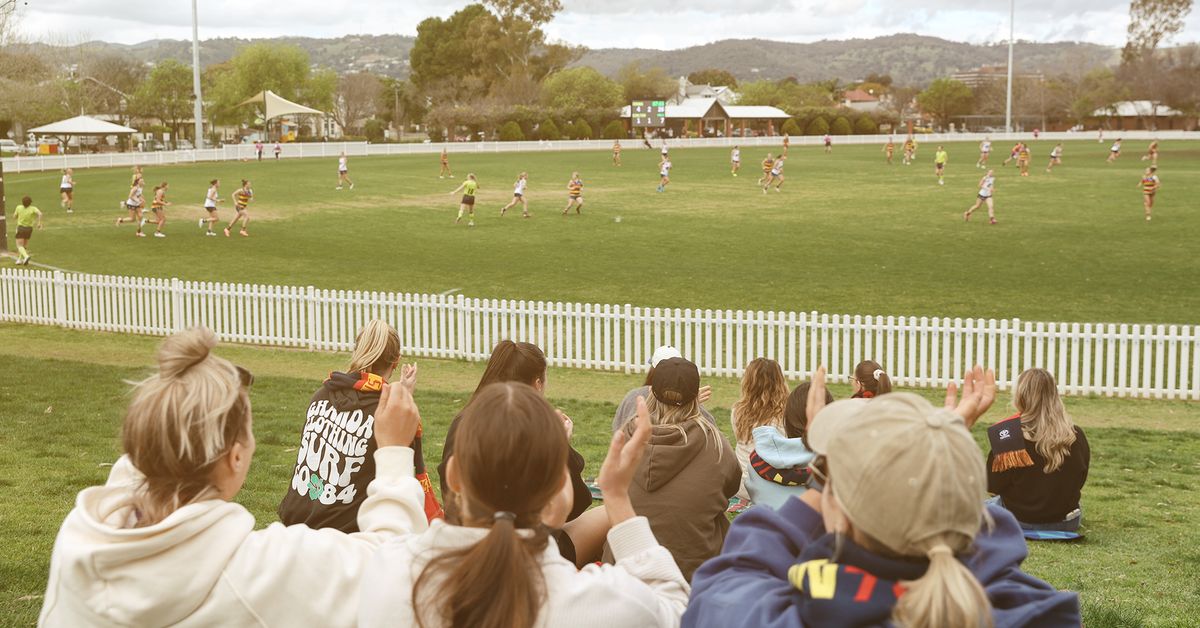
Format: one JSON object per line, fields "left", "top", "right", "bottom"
{"left": 235, "top": 365, "right": 254, "bottom": 388}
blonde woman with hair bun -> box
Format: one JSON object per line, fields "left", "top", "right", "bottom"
{"left": 40, "top": 327, "right": 430, "bottom": 627}
{"left": 684, "top": 365, "right": 1082, "bottom": 628}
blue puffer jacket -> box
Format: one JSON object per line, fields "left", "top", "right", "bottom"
{"left": 744, "top": 426, "right": 814, "bottom": 511}
{"left": 683, "top": 497, "right": 1080, "bottom": 628}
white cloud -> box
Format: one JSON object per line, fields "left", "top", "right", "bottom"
{"left": 9, "top": 0, "right": 1200, "bottom": 49}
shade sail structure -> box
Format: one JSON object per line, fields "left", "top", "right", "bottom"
{"left": 239, "top": 90, "right": 324, "bottom": 121}
{"left": 29, "top": 115, "right": 138, "bottom": 135}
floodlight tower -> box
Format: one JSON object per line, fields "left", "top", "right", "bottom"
{"left": 191, "top": 0, "right": 205, "bottom": 148}
{"left": 1005, "top": 0, "right": 1015, "bottom": 134}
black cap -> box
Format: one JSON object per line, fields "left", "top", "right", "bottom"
{"left": 650, "top": 357, "right": 700, "bottom": 406}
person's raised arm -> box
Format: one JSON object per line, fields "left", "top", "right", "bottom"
{"left": 943, "top": 364, "right": 996, "bottom": 429}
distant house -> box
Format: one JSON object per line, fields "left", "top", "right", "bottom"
{"left": 620, "top": 98, "right": 791, "bottom": 138}
{"left": 951, "top": 65, "right": 1044, "bottom": 88}
{"left": 842, "top": 89, "right": 883, "bottom": 112}
{"left": 1089, "top": 101, "right": 1193, "bottom": 131}
{"left": 669, "top": 77, "right": 738, "bottom": 106}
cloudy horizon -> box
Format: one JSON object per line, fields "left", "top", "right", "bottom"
{"left": 7, "top": 0, "right": 1200, "bottom": 50}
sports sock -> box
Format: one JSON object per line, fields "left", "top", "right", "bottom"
{"left": 17, "top": 245, "right": 29, "bottom": 258}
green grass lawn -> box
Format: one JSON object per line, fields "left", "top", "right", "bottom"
{"left": 4, "top": 140, "right": 1199, "bottom": 324}
{"left": 1, "top": 325, "right": 1198, "bottom": 626}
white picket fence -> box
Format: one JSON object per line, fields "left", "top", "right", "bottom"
{"left": 1, "top": 267, "right": 1197, "bottom": 400}
{"left": 5, "top": 130, "right": 1199, "bottom": 174}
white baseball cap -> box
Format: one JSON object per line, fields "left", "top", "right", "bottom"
{"left": 649, "top": 345, "right": 682, "bottom": 368}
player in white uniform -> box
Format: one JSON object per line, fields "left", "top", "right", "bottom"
{"left": 59, "top": 169, "right": 75, "bottom": 213}
{"left": 501, "top": 172, "right": 530, "bottom": 218}
{"left": 336, "top": 152, "right": 355, "bottom": 190}
{"left": 198, "top": 179, "right": 221, "bottom": 236}
{"left": 116, "top": 178, "right": 146, "bottom": 237}
{"left": 1046, "top": 144, "right": 1064, "bottom": 173}
{"left": 657, "top": 157, "right": 672, "bottom": 192}
{"left": 730, "top": 146, "right": 741, "bottom": 176}
{"left": 763, "top": 155, "right": 785, "bottom": 193}
{"left": 660, "top": 141, "right": 669, "bottom": 158}
{"left": 963, "top": 169, "right": 997, "bottom": 225}
{"left": 1106, "top": 139, "right": 1122, "bottom": 164}
{"left": 976, "top": 138, "right": 992, "bottom": 168}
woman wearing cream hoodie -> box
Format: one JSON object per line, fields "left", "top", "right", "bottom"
{"left": 39, "top": 327, "right": 429, "bottom": 627}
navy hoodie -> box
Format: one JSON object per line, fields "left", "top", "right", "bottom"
{"left": 683, "top": 496, "right": 1080, "bottom": 628}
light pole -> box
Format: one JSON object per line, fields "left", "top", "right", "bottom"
{"left": 191, "top": 0, "right": 205, "bottom": 149}
{"left": 1005, "top": 0, "right": 1014, "bottom": 134}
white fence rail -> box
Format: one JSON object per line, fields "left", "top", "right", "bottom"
{"left": 2, "top": 268, "right": 1197, "bottom": 400}
{"left": 6, "top": 131, "right": 1200, "bottom": 174}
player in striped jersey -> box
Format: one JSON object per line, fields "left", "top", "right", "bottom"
{"left": 762, "top": 155, "right": 785, "bottom": 193}
{"left": 1140, "top": 166, "right": 1160, "bottom": 222}
{"left": 563, "top": 172, "right": 584, "bottom": 215}
{"left": 758, "top": 153, "right": 775, "bottom": 186}
{"left": 612, "top": 141, "right": 622, "bottom": 166}
{"left": 501, "top": 172, "right": 530, "bottom": 218}
{"left": 1141, "top": 140, "right": 1159, "bottom": 165}
{"left": 59, "top": 169, "right": 75, "bottom": 213}
{"left": 883, "top": 137, "right": 895, "bottom": 165}
{"left": 223, "top": 179, "right": 253, "bottom": 237}
{"left": 439, "top": 148, "right": 453, "bottom": 178}
{"left": 146, "top": 182, "right": 171, "bottom": 238}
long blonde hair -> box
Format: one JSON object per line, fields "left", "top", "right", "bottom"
{"left": 1013, "top": 368, "right": 1077, "bottom": 473}
{"left": 732, "top": 358, "right": 789, "bottom": 443}
{"left": 122, "top": 327, "right": 250, "bottom": 527}
{"left": 641, "top": 394, "right": 726, "bottom": 461}
{"left": 348, "top": 319, "right": 401, "bottom": 375}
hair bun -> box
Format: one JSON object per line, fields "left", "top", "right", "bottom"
{"left": 873, "top": 369, "right": 885, "bottom": 381}
{"left": 157, "top": 327, "right": 217, "bottom": 379}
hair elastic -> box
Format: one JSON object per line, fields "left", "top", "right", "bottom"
{"left": 492, "top": 511, "right": 516, "bottom": 523}
{"left": 873, "top": 369, "right": 885, "bottom": 381}
{"left": 926, "top": 544, "right": 954, "bottom": 559}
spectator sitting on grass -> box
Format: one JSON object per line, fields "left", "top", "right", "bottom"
{"left": 744, "top": 380, "right": 832, "bottom": 509}
{"left": 611, "top": 345, "right": 713, "bottom": 432}
{"left": 604, "top": 357, "right": 741, "bottom": 581}
{"left": 39, "top": 328, "right": 429, "bottom": 627}
{"left": 440, "top": 340, "right": 609, "bottom": 567}
{"left": 730, "top": 358, "right": 790, "bottom": 500}
{"left": 987, "top": 368, "right": 1090, "bottom": 533}
{"left": 359, "top": 383, "right": 690, "bottom": 628}
{"left": 851, "top": 359, "right": 892, "bottom": 398}
{"left": 683, "top": 365, "right": 1082, "bottom": 628}
{"left": 278, "top": 319, "right": 442, "bottom": 531}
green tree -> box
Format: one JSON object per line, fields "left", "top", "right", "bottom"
{"left": 409, "top": 4, "right": 493, "bottom": 104}
{"left": 537, "top": 118, "right": 561, "bottom": 140}
{"left": 602, "top": 119, "right": 626, "bottom": 139}
{"left": 688, "top": 68, "right": 738, "bottom": 88}
{"left": 541, "top": 67, "right": 623, "bottom": 114}
{"left": 131, "top": 59, "right": 194, "bottom": 143}
{"left": 331, "top": 72, "right": 383, "bottom": 136}
{"left": 363, "top": 119, "right": 386, "bottom": 143}
{"left": 205, "top": 43, "right": 324, "bottom": 126}
{"left": 470, "top": 0, "right": 581, "bottom": 103}
{"left": 737, "top": 80, "right": 835, "bottom": 115}
{"left": 917, "top": 78, "right": 974, "bottom": 128}
{"left": 572, "top": 117, "right": 592, "bottom": 139}
{"left": 1120, "top": 0, "right": 1193, "bottom": 125}
{"left": 805, "top": 116, "right": 829, "bottom": 135}
{"left": 617, "top": 62, "right": 675, "bottom": 102}
{"left": 830, "top": 116, "right": 852, "bottom": 135}
{"left": 854, "top": 116, "right": 879, "bottom": 135}
{"left": 499, "top": 120, "right": 525, "bottom": 141}
{"left": 780, "top": 118, "right": 801, "bottom": 136}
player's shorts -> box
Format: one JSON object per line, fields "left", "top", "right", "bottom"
{"left": 205, "top": 203, "right": 218, "bottom": 212}
{"left": 339, "top": 169, "right": 348, "bottom": 174}
{"left": 732, "top": 159, "right": 740, "bottom": 164}
{"left": 936, "top": 163, "right": 945, "bottom": 171}
{"left": 235, "top": 204, "right": 248, "bottom": 212}
{"left": 1111, "top": 149, "right": 1120, "bottom": 154}
{"left": 60, "top": 187, "right": 73, "bottom": 193}
{"left": 825, "top": 140, "right": 832, "bottom": 146}
{"left": 152, "top": 205, "right": 165, "bottom": 212}
{"left": 981, "top": 149, "right": 991, "bottom": 154}
{"left": 770, "top": 170, "right": 782, "bottom": 177}
{"left": 461, "top": 195, "right": 475, "bottom": 206}
{"left": 978, "top": 193, "right": 992, "bottom": 201}
{"left": 125, "top": 202, "right": 140, "bottom": 210}
{"left": 513, "top": 192, "right": 523, "bottom": 198}
{"left": 16, "top": 226, "right": 33, "bottom": 240}
{"left": 568, "top": 194, "right": 582, "bottom": 201}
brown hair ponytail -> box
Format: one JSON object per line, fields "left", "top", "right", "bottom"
{"left": 470, "top": 341, "right": 547, "bottom": 400}
{"left": 854, "top": 360, "right": 892, "bottom": 397}
{"left": 414, "top": 383, "right": 566, "bottom": 628}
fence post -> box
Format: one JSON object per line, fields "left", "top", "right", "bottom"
{"left": 53, "top": 270, "right": 66, "bottom": 327}
{"left": 456, "top": 294, "right": 467, "bottom": 360}
{"left": 171, "top": 278, "right": 184, "bottom": 331}
{"left": 306, "top": 286, "right": 317, "bottom": 351}
{"left": 623, "top": 304, "right": 633, "bottom": 374}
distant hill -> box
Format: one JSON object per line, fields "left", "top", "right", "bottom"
{"left": 23, "top": 33, "right": 1117, "bottom": 86}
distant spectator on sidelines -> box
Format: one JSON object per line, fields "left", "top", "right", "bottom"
{"left": 987, "top": 368, "right": 1090, "bottom": 533}
{"left": 611, "top": 345, "right": 714, "bottom": 432}
{"left": 730, "top": 358, "right": 790, "bottom": 500}
{"left": 851, "top": 359, "right": 892, "bottom": 398}
{"left": 744, "top": 380, "right": 831, "bottom": 509}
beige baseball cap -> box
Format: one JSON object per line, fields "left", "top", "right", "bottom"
{"left": 807, "top": 392, "right": 986, "bottom": 556}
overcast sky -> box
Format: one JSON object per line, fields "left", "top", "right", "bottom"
{"left": 11, "top": 0, "right": 1200, "bottom": 49}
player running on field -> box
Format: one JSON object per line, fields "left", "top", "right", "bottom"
{"left": 116, "top": 177, "right": 146, "bottom": 237}
{"left": 731, "top": 145, "right": 741, "bottom": 176}
{"left": 224, "top": 179, "right": 253, "bottom": 237}
{"left": 198, "top": 179, "right": 221, "bottom": 236}
{"left": 1140, "top": 166, "right": 1160, "bottom": 221}
{"left": 273, "top": 141, "right": 282, "bottom": 160}
{"left": 130, "top": 165, "right": 143, "bottom": 189}
{"left": 759, "top": 153, "right": 775, "bottom": 185}
{"left": 1142, "top": 140, "right": 1159, "bottom": 165}
{"left": 439, "top": 148, "right": 453, "bottom": 178}
{"left": 12, "top": 195, "right": 43, "bottom": 265}
{"left": 934, "top": 146, "right": 948, "bottom": 185}
{"left": 657, "top": 156, "right": 672, "bottom": 192}
{"left": 964, "top": 169, "right": 998, "bottom": 225}
{"left": 783, "top": 135, "right": 791, "bottom": 156}
{"left": 823, "top": 133, "right": 832, "bottom": 154}
{"left": 1017, "top": 143, "right": 1032, "bottom": 177}
{"left": 450, "top": 174, "right": 478, "bottom": 226}
{"left": 1046, "top": 144, "right": 1064, "bottom": 173}
{"left": 763, "top": 155, "right": 786, "bottom": 193}
{"left": 1002, "top": 142, "right": 1021, "bottom": 167}
{"left": 336, "top": 152, "right": 354, "bottom": 190}
{"left": 147, "top": 182, "right": 171, "bottom": 238}
{"left": 60, "top": 169, "right": 75, "bottom": 213}
{"left": 976, "top": 138, "right": 992, "bottom": 168}
{"left": 902, "top": 137, "right": 916, "bottom": 165}
{"left": 563, "top": 172, "right": 584, "bottom": 215}
{"left": 883, "top": 137, "right": 895, "bottom": 165}
{"left": 501, "top": 172, "right": 530, "bottom": 218}
{"left": 612, "top": 140, "right": 622, "bottom": 166}
{"left": 1107, "top": 139, "right": 1123, "bottom": 163}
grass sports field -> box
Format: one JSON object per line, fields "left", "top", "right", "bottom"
{"left": 3, "top": 139, "right": 1199, "bottom": 323}
{"left": 2, "top": 141, "right": 1198, "bottom": 626}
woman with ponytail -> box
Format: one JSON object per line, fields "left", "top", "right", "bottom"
{"left": 40, "top": 328, "right": 429, "bottom": 627}
{"left": 439, "top": 340, "right": 607, "bottom": 567}
{"left": 851, "top": 359, "right": 892, "bottom": 398}
{"left": 684, "top": 366, "right": 1081, "bottom": 628}
{"left": 360, "top": 383, "right": 690, "bottom": 628}
{"left": 279, "top": 319, "right": 444, "bottom": 531}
